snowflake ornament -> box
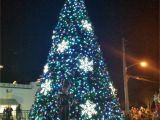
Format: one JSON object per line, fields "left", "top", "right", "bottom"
{"left": 109, "top": 82, "right": 117, "bottom": 96}
{"left": 57, "top": 40, "right": 69, "bottom": 53}
{"left": 80, "top": 100, "right": 97, "bottom": 118}
{"left": 81, "top": 20, "right": 92, "bottom": 31}
{"left": 40, "top": 79, "right": 52, "bottom": 95}
{"left": 79, "top": 57, "right": 93, "bottom": 72}
{"left": 43, "top": 64, "right": 49, "bottom": 74}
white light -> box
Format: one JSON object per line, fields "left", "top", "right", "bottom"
{"left": 43, "top": 64, "right": 49, "bottom": 74}
{"left": 79, "top": 57, "right": 93, "bottom": 72}
{"left": 81, "top": 20, "right": 92, "bottom": 31}
{"left": 51, "top": 31, "right": 56, "bottom": 39}
{"left": 57, "top": 40, "right": 69, "bottom": 53}
{"left": 0, "top": 65, "right": 3, "bottom": 69}
{"left": 80, "top": 100, "right": 97, "bottom": 118}
{"left": 13, "top": 81, "right": 17, "bottom": 85}
{"left": 52, "top": 35, "right": 56, "bottom": 39}
{"left": 53, "top": 30, "right": 56, "bottom": 34}
{"left": 40, "top": 79, "right": 52, "bottom": 95}
{"left": 109, "top": 82, "right": 116, "bottom": 96}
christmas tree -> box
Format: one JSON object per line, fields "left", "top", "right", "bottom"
{"left": 29, "top": 0, "right": 122, "bottom": 119}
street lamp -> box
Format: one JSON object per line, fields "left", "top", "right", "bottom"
{"left": 124, "top": 61, "right": 147, "bottom": 114}
{"left": 0, "top": 65, "right": 3, "bottom": 69}
{"left": 140, "top": 61, "right": 147, "bottom": 67}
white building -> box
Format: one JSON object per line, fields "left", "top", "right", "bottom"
{"left": 0, "top": 82, "right": 40, "bottom": 119}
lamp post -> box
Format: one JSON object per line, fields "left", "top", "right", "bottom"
{"left": 126, "top": 62, "right": 147, "bottom": 111}
{"left": 124, "top": 61, "right": 147, "bottom": 114}
{"left": 0, "top": 65, "right": 3, "bottom": 69}
{"left": 122, "top": 38, "right": 148, "bottom": 114}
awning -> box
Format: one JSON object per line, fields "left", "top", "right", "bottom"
{"left": 0, "top": 99, "right": 19, "bottom": 105}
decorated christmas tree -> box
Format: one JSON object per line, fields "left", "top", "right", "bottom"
{"left": 29, "top": 0, "right": 122, "bottom": 119}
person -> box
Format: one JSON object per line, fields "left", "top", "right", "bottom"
{"left": 16, "top": 104, "right": 22, "bottom": 120}
{"left": 2, "top": 108, "right": 7, "bottom": 120}
{"left": 58, "top": 80, "right": 73, "bottom": 120}
{"left": 6, "top": 106, "right": 13, "bottom": 120}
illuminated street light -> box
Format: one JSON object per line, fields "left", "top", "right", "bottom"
{"left": 126, "top": 61, "right": 147, "bottom": 70}
{"left": 122, "top": 38, "right": 148, "bottom": 114}
{"left": 140, "top": 61, "right": 147, "bottom": 67}
{"left": 0, "top": 65, "right": 3, "bottom": 69}
{"left": 128, "top": 61, "right": 148, "bottom": 70}
{"left": 124, "top": 61, "right": 148, "bottom": 114}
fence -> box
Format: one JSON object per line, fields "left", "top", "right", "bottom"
{"left": 0, "top": 110, "right": 30, "bottom": 120}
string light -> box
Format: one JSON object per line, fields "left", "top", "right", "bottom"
{"left": 29, "top": 0, "right": 122, "bottom": 119}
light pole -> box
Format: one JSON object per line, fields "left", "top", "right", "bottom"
{"left": 0, "top": 65, "right": 3, "bottom": 69}
{"left": 122, "top": 39, "right": 148, "bottom": 114}
{"left": 126, "top": 62, "right": 147, "bottom": 111}
{"left": 124, "top": 61, "right": 147, "bottom": 114}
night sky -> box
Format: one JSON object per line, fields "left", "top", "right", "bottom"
{"left": 1, "top": 0, "right": 159, "bottom": 107}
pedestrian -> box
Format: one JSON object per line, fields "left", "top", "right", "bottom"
{"left": 16, "top": 104, "right": 22, "bottom": 120}
{"left": 6, "top": 106, "right": 13, "bottom": 120}
{"left": 2, "top": 108, "right": 7, "bottom": 120}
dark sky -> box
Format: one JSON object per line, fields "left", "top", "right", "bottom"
{"left": 1, "top": 0, "right": 159, "bottom": 107}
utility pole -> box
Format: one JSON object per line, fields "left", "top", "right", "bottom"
{"left": 159, "top": 36, "right": 160, "bottom": 88}
{"left": 159, "top": 9, "right": 160, "bottom": 88}
{"left": 122, "top": 38, "right": 129, "bottom": 114}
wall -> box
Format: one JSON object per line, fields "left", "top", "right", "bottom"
{"left": 0, "top": 82, "right": 40, "bottom": 111}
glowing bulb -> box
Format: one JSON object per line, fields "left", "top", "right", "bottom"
{"left": 43, "top": 64, "right": 49, "bottom": 73}
{"left": 140, "top": 61, "right": 147, "bottom": 67}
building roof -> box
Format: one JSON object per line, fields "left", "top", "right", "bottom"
{"left": 0, "top": 99, "right": 19, "bottom": 105}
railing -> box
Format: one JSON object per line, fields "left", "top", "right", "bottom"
{"left": 21, "top": 110, "right": 30, "bottom": 120}
{"left": 0, "top": 110, "right": 30, "bottom": 120}
{"left": 0, "top": 83, "right": 32, "bottom": 89}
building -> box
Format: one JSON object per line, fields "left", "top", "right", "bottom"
{"left": 0, "top": 82, "right": 40, "bottom": 119}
